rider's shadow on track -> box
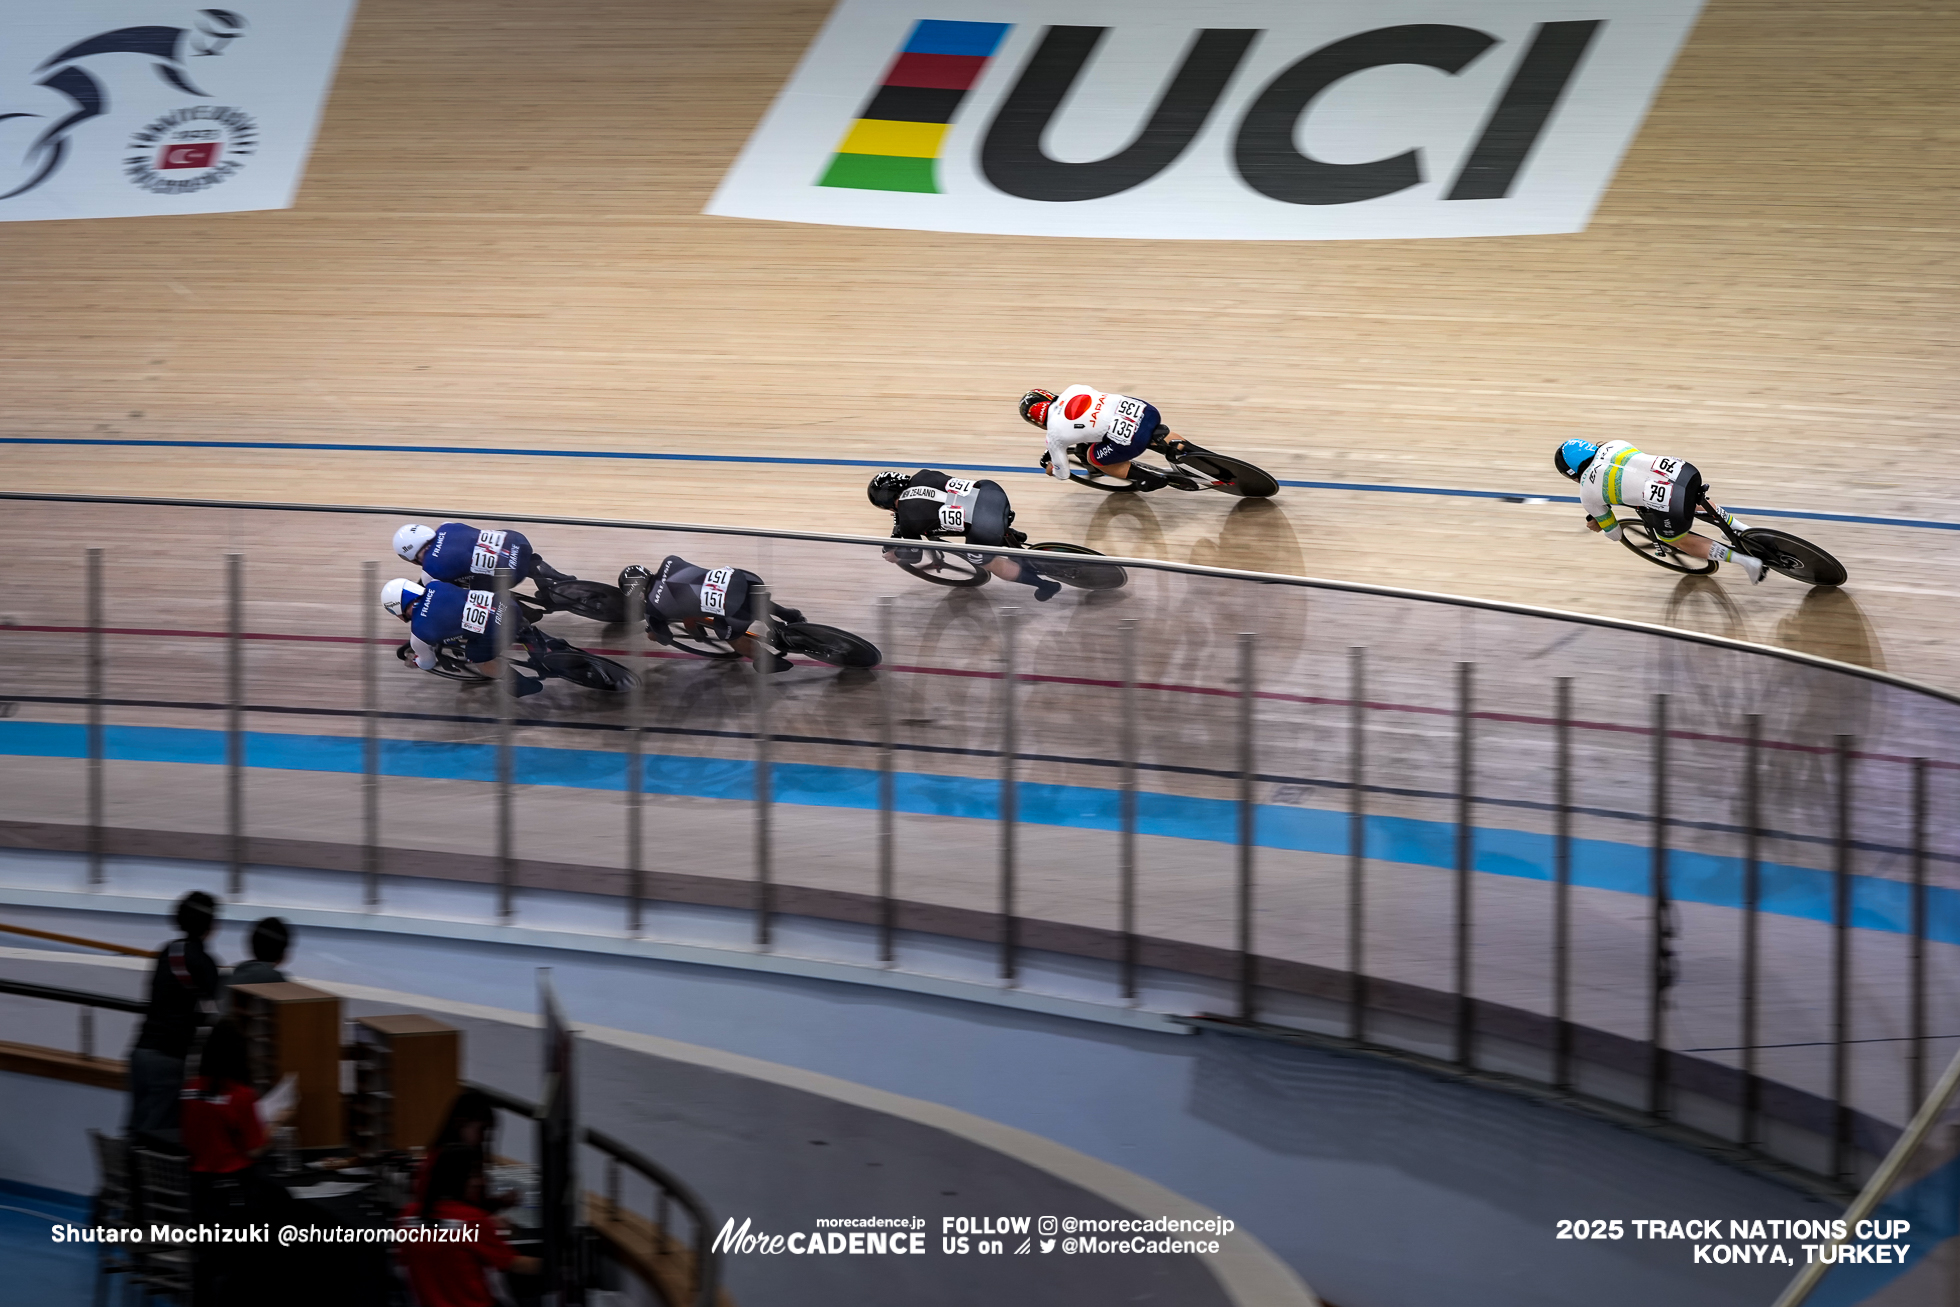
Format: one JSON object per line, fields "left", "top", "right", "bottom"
{"left": 1662, "top": 574, "right": 1749, "bottom": 644}
{"left": 1774, "top": 586, "right": 1884, "bottom": 672}
{"left": 1189, "top": 499, "right": 1304, "bottom": 578}
{"left": 1083, "top": 493, "right": 1167, "bottom": 560}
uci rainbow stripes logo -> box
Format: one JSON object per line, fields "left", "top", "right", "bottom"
{"left": 818, "top": 20, "right": 1011, "bottom": 194}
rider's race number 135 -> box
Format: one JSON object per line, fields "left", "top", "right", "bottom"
{"left": 460, "top": 589, "right": 497, "bottom": 634}
{"left": 471, "top": 530, "right": 509, "bottom": 575}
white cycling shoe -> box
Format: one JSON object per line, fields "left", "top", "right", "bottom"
{"left": 1736, "top": 554, "right": 1766, "bottom": 585}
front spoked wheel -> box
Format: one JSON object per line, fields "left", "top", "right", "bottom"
{"left": 1027, "top": 541, "right": 1128, "bottom": 590}
{"left": 779, "top": 621, "right": 882, "bottom": 668}
{"left": 1619, "top": 522, "right": 1719, "bottom": 575}
{"left": 1743, "top": 529, "right": 1848, "bottom": 587}
{"left": 893, "top": 548, "right": 991, "bottom": 587}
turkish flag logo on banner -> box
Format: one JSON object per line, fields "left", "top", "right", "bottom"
{"left": 158, "top": 143, "right": 221, "bottom": 170}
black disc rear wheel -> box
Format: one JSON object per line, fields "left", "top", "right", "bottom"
{"left": 893, "top": 548, "right": 991, "bottom": 587}
{"left": 537, "top": 578, "right": 626, "bottom": 623}
{"left": 1174, "top": 451, "right": 1280, "bottom": 498}
{"left": 538, "top": 648, "right": 638, "bottom": 693}
{"left": 1027, "top": 542, "right": 1128, "bottom": 590}
{"left": 781, "top": 622, "right": 882, "bottom": 668}
{"left": 1743, "top": 528, "right": 1847, "bottom": 587}
{"left": 1619, "top": 522, "right": 1718, "bottom": 575}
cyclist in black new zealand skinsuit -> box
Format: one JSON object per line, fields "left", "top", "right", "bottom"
{"left": 867, "top": 470, "right": 1061, "bottom": 600}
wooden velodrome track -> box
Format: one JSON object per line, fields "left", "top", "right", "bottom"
{"left": 0, "top": 0, "right": 1955, "bottom": 684}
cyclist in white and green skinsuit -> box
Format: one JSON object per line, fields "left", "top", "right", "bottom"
{"left": 1553, "top": 439, "right": 1765, "bottom": 583}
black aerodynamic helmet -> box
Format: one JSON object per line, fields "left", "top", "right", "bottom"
{"left": 867, "top": 471, "right": 911, "bottom": 510}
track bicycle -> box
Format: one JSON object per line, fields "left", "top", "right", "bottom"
{"left": 889, "top": 538, "right": 1128, "bottom": 591}
{"left": 660, "top": 608, "right": 882, "bottom": 670}
{"left": 1618, "top": 489, "right": 1848, "bottom": 586}
{"left": 396, "top": 632, "right": 638, "bottom": 693}
{"left": 1053, "top": 431, "right": 1279, "bottom": 498}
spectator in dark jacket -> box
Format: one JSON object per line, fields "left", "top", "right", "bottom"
{"left": 228, "top": 917, "right": 291, "bottom": 989}
{"left": 127, "top": 891, "right": 221, "bottom": 1141}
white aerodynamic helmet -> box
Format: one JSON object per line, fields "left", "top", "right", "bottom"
{"left": 381, "top": 578, "right": 425, "bottom": 620}
{"left": 392, "top": 523, "right": 437, "bottom": 563}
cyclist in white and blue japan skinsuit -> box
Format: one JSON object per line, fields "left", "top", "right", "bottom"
{"left": 1554, "top": 438, "right": 1765, "bottom": 583}
{"left": 391, "top": 522, "right": 571, "bottom": 588}
{"left": 1020, "top": 385, "right": 1191, "bottom": 490}
{"left": 381, "top": 577, "right": 547, "bottom": 694}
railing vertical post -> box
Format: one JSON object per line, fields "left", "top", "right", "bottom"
{"left": 1120, "top": 618, "right": 1139, "bottom": 1001}
{"left": 1649, "top": 693, "right": 1673, "bottom": 1119}
{"left": 1347, "top": 646, "right": 1366, "bottom": 1043}
{"left": 80, "top": 1007, "right": 94, "bottom": 1062}
{"left": 623, "top": 573, "right": 647, "bottom": 935}
{"left": 1742, "top": 714, "right": 1763, "bottom": 1148}
{"left": 998, "top": 606, "right": 1020, "bottom": 983}
{"left": 1236, "top": 632, "right": 1257, "bottom": 1023}
{"left": 85, "top": 548, "right": 105, "bottom": 887}
{"left": 361, "top": 561, "right": 380, "bottom": 908}
{"left": 1553, "top": 675, "right": 1573, "bottom": 1091}
{"left": 878, "top": 597, "right": 896, "bottom": 964}
{"left": 494, "top": 568, "right": 516, "bottom": 922}
{"left": 226, "top": 552, "right": 245, "bottom": 898}
{"left": 753, "top": 585, "right": 774, "bottom": 951}
{"left": 1832, "top": 734, "right": 1854, "bottom": 1182}
{"left": 1454, "top": 661, "right": 1474, "bottom": 1066}
{"left": 1910, "top": 757, "right": 1929, "bottom": 1116}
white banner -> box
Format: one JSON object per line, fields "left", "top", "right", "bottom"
{"left": 0, "top": 3, "right": 358, "bottom": 222}
{"left": 709, "top": 0, "right": 1705, "bottom": 241}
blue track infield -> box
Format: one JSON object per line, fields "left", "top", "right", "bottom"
{"left": 3, "top": 719, "right": 1955, "bottom": 947}
{"left": 4, "top": 437, "right": 1954, "bottom": 533}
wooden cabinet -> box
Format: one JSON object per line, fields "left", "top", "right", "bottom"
{"left": 350, "top": 1015, "right": 460, "bottom": 1153}
{"left": 231, "top": 982, "right": 343, "bottom": 1148}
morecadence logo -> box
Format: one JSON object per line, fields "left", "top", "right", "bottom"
{"left": 709, "top": 0, "right": 1708, "bottom": 240}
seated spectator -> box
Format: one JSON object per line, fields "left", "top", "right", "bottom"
{"left": 415, "top": 1089, "right": 503, "bottom": 1202}
{"left": 229, "top": 918, "right": 292, "bottom": 988}
{"left": 181, "top": 1019, "right": 292, "bottom": 1305}
{"left": 127, "top": 890, "right": 221, "bottom": 1142}
{"left": 399, "top": 1144, "right": 540, "bottom": 1307}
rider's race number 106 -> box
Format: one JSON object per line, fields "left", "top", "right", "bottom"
{"left": 460, "top": 589, "right": 497, "bottom": 634}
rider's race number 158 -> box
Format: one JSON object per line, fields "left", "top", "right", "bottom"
{"left": 1555, "top": 1220, "right": 1625, "bottom": 1240}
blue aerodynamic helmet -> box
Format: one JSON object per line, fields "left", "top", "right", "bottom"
{"left": 1553, "top": 439, "right": 1599, "bottom": 481}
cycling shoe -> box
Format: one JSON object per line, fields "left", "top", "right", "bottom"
{"left": 754, "top": 650, "right": 794, "bottom": 674}
{"left": 1033, "top": 579, "right": 1062, "bottom": 602}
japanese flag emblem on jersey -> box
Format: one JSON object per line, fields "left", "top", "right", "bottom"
{"left": 700, "top": 567, "right": 735, "bottom": 616}
{"left": 471, "top": 530, "right": 509, "bottom": 575}
{"left": 460, "top": 589, "right": 497, "bottom": 634}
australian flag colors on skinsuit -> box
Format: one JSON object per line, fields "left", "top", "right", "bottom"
{"left": 818, "top": 19, "right": 1010, "bottom": 193}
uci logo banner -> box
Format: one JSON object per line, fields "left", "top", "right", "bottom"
{"left": 708, "top": 0, "right": 1705, "bottom": 240}
{"left": 0, "top": 2, "right": 357, "bottom": 223}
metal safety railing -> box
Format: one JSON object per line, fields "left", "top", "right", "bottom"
{"left": 3, "top": 492, "right": 1959, "bottom": 1200}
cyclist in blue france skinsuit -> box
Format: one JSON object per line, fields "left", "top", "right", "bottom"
{"left": 392, "top": 522, "right": 572, "bottom": 588}
{"left": 382, "top": 577, "right": 546, "bottom": 695}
